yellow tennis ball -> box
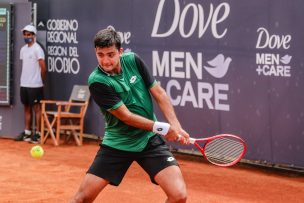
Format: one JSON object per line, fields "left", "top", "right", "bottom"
{"left": 30, "top": 145, "right": 44, "bottom": 159}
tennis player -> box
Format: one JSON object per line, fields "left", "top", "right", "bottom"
{"left": 70, "top": 26, "right": 190, "bottom": 203}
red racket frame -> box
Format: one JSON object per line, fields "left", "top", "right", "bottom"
{"left": 189, "top": 134, "right": 247, "bottom": 167}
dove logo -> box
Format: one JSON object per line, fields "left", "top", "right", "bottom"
{"left": 255, "top": 28, "right": 292, "bottom": 77}
{"left": 152, "top": 51, "right": 231, "bottom": 79}
{"left": 203, "top": 54, "right": 231, "bottom": 78}
{"left": 280, "top": 55, "right": 292, "bottom": 65}
{"left": 151, "top": 0, "right": 230, "bottom": 39}
{"left": 256, "top": 27, "right": 291, "bottom": 50}
{"left": 256, "top": 53, "right": 291, "bottom": 77}
{"left": 117, "top": 31, "right": 131, "bottom": 44}
{"left": 152, "top": 50, "right": 230, "bottom": 111}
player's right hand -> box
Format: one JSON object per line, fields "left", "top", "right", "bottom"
{"left": 165, "top": 127, "right": 190, "bottom": 145}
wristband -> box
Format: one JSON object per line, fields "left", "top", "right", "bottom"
{"left": 152, "top": 121, "right": 170, "bottom": 136}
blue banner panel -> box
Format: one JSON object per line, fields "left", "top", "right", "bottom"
{"left": 23, "top": 0, "right": 304, "bottom": 167}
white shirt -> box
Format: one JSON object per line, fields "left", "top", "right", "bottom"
{"left": 20, "top": 42, "right": 45, "bottom": 87}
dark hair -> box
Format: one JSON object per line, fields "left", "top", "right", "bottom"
{"left": 94, "top": 26, "right": 121, "bottom": 49}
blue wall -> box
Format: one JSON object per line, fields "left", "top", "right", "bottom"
{"left": 1, "top": 0, "right": 304, "bottom": 168}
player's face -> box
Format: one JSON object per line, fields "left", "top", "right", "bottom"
{"left": 95, "top": 45, "right": 123, "bottom": 75}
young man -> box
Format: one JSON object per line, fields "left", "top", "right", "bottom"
{"left": 14, "top": 24, "right": 46, "bottom": 143}
{"left": 71, "top": 26, "right": 190, "bottom": 203}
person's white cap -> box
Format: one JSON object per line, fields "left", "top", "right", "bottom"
{"left": 21, "top": 24, "right": 37, "bottom": 34}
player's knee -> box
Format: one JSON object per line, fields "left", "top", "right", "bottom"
{"left": 177, "top": 191, "right": 187, "bottom": 203}
{"left": 171, "top": 189, "right": 187, "bottom": 203}
{"left": 70, "top": 192, "right": 86, "bottom": 203}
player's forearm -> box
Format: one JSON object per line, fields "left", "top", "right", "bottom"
{"left": 110, "top": 104, "right": 154, "bottom": 132}
{"left": 149, "top": 84, "right": 190, "bottom": 142}
{"left": 123, "top": 112, "right": 171, "bottom": 136}
{"left": 109, "top": 94, "right": 178, "bottom": 137}
{"left": 123, "top": 112, "right": 155, "bottom": 132}
{"left": 159, "top": 99, "right": 181, "bottom": 128}
{"left": 152, "top": 86, "right": 181, "bottom": 128}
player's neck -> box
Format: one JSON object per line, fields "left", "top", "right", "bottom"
{"left": 99, "top": 65, "right": 122, "bottom": 76}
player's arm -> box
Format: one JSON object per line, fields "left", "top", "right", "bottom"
{"left": 89, "top": 82, "right": 154, "bottom": 131}
{"left": 90, "top": 81, "right": 178, "bottom": 138}
{"left": 110, "top": 104, "right": 155, "bottom": 131}
{"left": 39, "top": 59, "right": 46, "bottom": 82}
{"left": 149, "top": 83, "right": 189, "bottom": 143}
{"left": 106, "top": 54, "right": 157, "bottom": 131}
{"left": 135, "top": 54, "right": 189, "bottom": 143}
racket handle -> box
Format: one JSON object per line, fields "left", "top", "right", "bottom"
{"left": 189, "top": 138, "right": 196, "bottom": 144}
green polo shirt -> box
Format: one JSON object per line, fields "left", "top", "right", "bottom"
{"left": 88, "top": 52, "right": 157, "bottom": 152}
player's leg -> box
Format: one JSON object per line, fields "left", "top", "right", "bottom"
{"left": 71, "top": 145, "right": 133, "bottom": 202}
{"left": 137, "top": 135, "right": 187, "bottom": 203}
{"left": 154, "top": 165, "right": 187, "bottom": 203}
{"left": 70, "top": 174, "right": 109, "bottom": 203}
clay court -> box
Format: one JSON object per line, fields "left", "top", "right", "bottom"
{"left": 0, "top": 138, "right": 303, "bottom": 203}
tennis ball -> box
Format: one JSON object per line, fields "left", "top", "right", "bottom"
{"left": 30, "top": 145, "right": 44, "bottom": 159}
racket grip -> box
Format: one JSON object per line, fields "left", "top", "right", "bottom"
{"left": 189, "top": 138, "right": 196, "bottom": 144}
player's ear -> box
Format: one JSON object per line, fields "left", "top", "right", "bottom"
{"left": 119, "top": 48, "right": 124, "bottom": 55}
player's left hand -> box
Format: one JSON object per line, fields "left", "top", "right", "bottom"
{"left": 177, "top": 131, "right": 190, "bottom": 145}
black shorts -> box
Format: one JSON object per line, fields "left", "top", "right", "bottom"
{"left": 87, "top": 135, "right": 178, "bottom": 186}
{"left": 20, "top": 87, "right": 44, "bottom": 106}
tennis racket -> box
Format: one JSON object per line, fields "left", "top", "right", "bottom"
{"left": 189, "top": 134, "right": 246, "bottom": 167}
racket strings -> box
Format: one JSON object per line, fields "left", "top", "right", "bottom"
{"left": 204, "top": 137, "right": 244, "bottom": 165}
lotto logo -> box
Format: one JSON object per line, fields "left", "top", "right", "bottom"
{"left": 167, "top": 157, "right": 175, "bottom": 162}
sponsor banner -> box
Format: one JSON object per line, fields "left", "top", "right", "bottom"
{"left": 26, "top": 0, "right": 304, "bottom": 167}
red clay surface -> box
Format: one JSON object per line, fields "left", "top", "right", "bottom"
{"left": 0, "top": 138, "right": 303, "bottom": 203}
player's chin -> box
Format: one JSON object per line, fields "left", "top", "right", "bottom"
{"left": 102, "top": 66, "right": 113, "bottom": 71}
